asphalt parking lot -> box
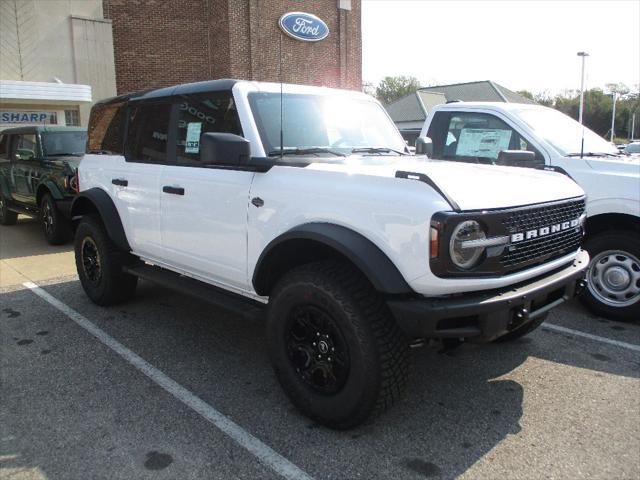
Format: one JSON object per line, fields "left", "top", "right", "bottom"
{"left": 1, "top": 217, "right": 639, "bottom": 480}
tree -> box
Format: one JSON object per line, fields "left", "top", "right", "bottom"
{"left": 375, "top": 76, "right": 421, "bottom": 105}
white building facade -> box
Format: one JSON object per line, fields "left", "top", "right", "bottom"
{"left": 0, "top": 0, "right": 117, "bottom": 129}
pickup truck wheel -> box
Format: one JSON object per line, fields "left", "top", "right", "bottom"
{"left": 581, "top": 231, "right": 640, "bottom": 321}
{"left": 74, "top": 214, "right": 138, "bottom": 306}
{"left": 266, "top": 261, "right": 410, "bottom": 429}
{"left": 40, "top": 193, "right": 71, "bottom": 245}
{"left": 493, "top": 313, "right": 547, "bottom": 343}
{"left": 0, "top": 195, "right": 18, "bottom": 225}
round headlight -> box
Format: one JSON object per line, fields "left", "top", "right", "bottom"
{"left": 449, "top": 220, "right": 486, "bottom": 269}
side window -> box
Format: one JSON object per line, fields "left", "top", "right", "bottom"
{"left": 125, "top": 103, "right": 172, "bottom": 164}
{"left": 175, "top": 92, "right": 242, "bottom": 165}
{"left": 434, "top": 112, "right": 542, "bottom": 164}
{"left": 87, "top": 101, "right": 128, "bottom": 155}
{"left": 12, "top": 134, "right": 38, "bottom": 161}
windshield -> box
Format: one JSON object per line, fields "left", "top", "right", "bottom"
{"left": 41, "top": 131, "right": 87, "bottom": 157}
{"left": 513, "top": 106, "right": 618, "bottom": 156}
{"left": 248, "top": 92, "right": 406, "bottom": 157}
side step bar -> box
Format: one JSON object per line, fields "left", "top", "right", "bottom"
{"left": 123, "top": 264, "right": 265, "bottom": 319}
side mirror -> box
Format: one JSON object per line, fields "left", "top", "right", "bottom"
{"left": 15, "top": 148, "right": 35, "bottom": 161}
{"left": 200, "top": 132, "right": 250, "bottom": 166}
{"left": 415, "top": 136, "right": 433, "bottom": 156}
{"left": 496, "top": 150, "right": 540, "bottom": 167}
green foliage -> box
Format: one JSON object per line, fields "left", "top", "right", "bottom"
{"left": 375, "top": 76, "right": 421, "bottom": 105}
{"left": 529, "top": 84, "right": 640, "bottom": 139}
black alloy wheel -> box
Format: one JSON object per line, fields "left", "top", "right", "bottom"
{"left": 266, "top": 260, "right": 410, "bottom": 429}
{"left": 40, "top": 193, "right": 71, "bottom": 244}
{"left": 74, "top": 214, "right": 138, "bottom": 306}
{"left": 81, "top": 236, "right": 102, "bottom": 284}
{"left": 285, "top": 304, "right": 350, "bottom": 395}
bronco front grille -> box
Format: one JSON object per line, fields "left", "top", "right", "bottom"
{"left": 500, "top": 198, "right": 585, "bottom": 271}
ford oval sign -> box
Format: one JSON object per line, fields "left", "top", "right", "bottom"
{"left": 279, "top": 12, "right": 329, "bottom": 42}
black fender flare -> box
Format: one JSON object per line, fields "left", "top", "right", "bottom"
{"left": 70, "top": 188, "right": 131, "bottom": 251}
{"left": 253, "top": 223, "right": 412, "bottom": 295}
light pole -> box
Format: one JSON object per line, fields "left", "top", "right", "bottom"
{"left": 610, "top": 91, "right": 617, "bottom": 142}
{"left": 577, "top": 51, "right": 589, "bottom": 125}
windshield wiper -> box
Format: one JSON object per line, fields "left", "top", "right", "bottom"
{"left": 350, "top": 147, "right": 408, "bottom": 156}
{"left": 567, "top": 152, "right": 620, "bottom": 158}
{"left": 267, "top": 147, "right": 346, "bottom": 157}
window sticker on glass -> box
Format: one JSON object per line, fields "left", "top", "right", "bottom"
{"left": 456, "top": 128, "right": 512, "bottom": 159}
{"left": 185, "top": 122, "right": 202, "bottom": 154}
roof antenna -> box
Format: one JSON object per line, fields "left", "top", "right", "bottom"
{"left": 279, "top": 31, "right": 284, "bottom": 160}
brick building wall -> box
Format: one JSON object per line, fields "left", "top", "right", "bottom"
{"left": 103, "top": 0, "right": 361, "bottom": 95}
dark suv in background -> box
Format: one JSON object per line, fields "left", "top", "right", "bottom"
{"left": 0, "top": 126, "right": 87, "bottom": 244}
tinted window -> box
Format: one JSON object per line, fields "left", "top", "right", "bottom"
{"left": 125, "top": 103, "right": 172, "bottom": 163}
{"left": 175, "top": 92, "right": 242, "bottom": 165}
{"left": 0, "top": 134, "right": 7, "bottom": 158}
{"left": 87, "top": 101, "right": 128, "bottom": 155}
{"left": 42, "top": 131, "right": 87, "bottom": 157}
{"left": 427, "top": 111, "right": 542, "bottom": 164}
{"left": 12, "top": 134, "right": 37, "bottom": 161}
{"left": 626, "top": 143, "right": 640, "bottom": 154}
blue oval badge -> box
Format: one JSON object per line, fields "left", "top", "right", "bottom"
{"left": 279, "top": 12, "right": 329, "bottom": 42}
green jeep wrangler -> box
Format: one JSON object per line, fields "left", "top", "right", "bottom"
{"left": 0, "top": 126, "right": 87, "bottom": 244}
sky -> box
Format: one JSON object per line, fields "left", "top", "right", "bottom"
{"left": 362, "top": 0, "right": 640, "bottom": 95}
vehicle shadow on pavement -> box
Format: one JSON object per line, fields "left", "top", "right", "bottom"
{"left": 0, "top": 217, "right": 73, "bottom": 260}
{"left": 2, "top": 280, "right": 638, "bottom": 479}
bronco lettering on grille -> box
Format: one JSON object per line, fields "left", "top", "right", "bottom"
{"left": 510, "top": 218, "right": 581, "bottom": 243}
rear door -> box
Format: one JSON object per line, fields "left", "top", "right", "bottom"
{"left": 159, "top": 91, "right": 253, "bottom": 290}
{"left": 117, "top": 101, "right": 173, "bottom": 259}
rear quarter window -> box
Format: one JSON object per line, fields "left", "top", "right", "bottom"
{"left": 87, "top": 101, "right": 127, "bottom": 155}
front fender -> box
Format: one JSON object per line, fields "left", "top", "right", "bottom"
{"left": 253, "top": 223, "right": 412, "bottom": 295}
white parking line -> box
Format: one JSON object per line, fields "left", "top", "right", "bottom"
{"left": 543, "top": 322, "right": 640, "bottom": 353}
{"left": 23, "top": 281, "right": 314, "bottom": 480}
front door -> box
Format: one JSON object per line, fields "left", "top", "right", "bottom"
{"left": 159, "top": 90, "right": 253, "bottom": 291}
{"left": 9, "top": 132, "right": 40, "bottom": 206}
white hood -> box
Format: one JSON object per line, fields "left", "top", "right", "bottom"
{"left": 308, "top": 156, "right": 585, "bottom": 211}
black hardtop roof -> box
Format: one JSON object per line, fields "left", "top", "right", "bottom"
{"left": 94, "top": 79, "right": 240, "bottom": 106}
{"left": 0, "top": 125, "right": 87, "bottom": 135}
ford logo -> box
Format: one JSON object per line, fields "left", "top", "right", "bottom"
{"left": 278, "top": 12, "right": 329, "bottom": 42}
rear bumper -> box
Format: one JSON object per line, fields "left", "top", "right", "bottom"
{"left": 387, "top": 250, "right": 589, "bottom": 342}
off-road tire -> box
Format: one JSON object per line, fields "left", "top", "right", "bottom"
{"left": 40, "top": 193, "right": 71, "bottom": 245}
{"left": 580, "top": 231, "right": 640, "bottom": 322}
{"left": 266, "top": 260, "right": 410, "bottom": 429}
{"left": 0, "top": 194, "right": 18, "bottom": 225}
{"left": 493, "top": 313, "right": 547, "bottom": 343}
{"left": 74, "top": 214, "right": 138, "bottom": 306}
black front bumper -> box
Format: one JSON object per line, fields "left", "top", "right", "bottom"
{"left": 387, "top": 250, "right": 589, "bottom": 342}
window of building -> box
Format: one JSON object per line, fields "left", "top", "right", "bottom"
{"left": 65, "top": 109, "right": 80, "bottom": 126}
{"left": 175, "top": 92, "right": 242, "bottom": 165}
{"left": 125, "top": 103, "right": 172, "bottom": 163}
{"left": 87, "top": 101, "right": 128, "bottom": 155}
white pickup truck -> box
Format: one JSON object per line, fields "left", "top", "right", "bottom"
{"left": 73, "top": 81, "right": 588, "bottom": 428}
{"left": 420, "top": 102, "right": 640, "bottom": 321}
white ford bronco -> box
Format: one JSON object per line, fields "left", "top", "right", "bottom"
{"left": 73, "top": 80, "right": 588, "bottom": 429}
{"left": 420, "top": 102, "right": 640, "bottom": 320}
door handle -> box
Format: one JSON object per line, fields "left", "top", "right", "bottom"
{"left": 162, "top": 186, "right": 185, "bottom": 195}
{"left": 112, "top": 178, "right": 128, "bottom": 187}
